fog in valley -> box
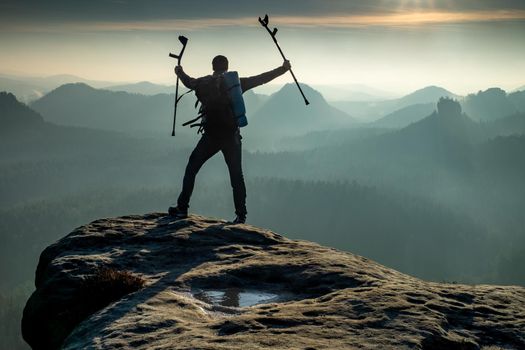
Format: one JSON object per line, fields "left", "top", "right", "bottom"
{"left": 2, "top": 77, "right": 525, "bottom": 347}
{"left": 2, "top": 0, "right": 525, "bottom": 348}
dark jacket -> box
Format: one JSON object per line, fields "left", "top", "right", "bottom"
{"left": 176, "top": 66, "right": 288, "bottom": 94}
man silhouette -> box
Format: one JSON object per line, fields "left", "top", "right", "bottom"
{"left": 169, "top": 55, "right": 291, "bottom": 223}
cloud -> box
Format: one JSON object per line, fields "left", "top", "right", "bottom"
{"left": 275, "top": 10, "right": 525, "bottom": 28}
{"left": 2, "top": 10, "right": 525, "bottom": 33}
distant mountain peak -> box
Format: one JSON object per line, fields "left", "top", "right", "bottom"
{"left": 60, "top": 82, "right": 94, "bottom": 89}
{"left": 136, "top": 81, "right": 163, "bottom": 86}
{"left": 249, "top": 82, "right": 355, "bottom": 136}
{"left": 419, "top": 85, "right": 449, "bottom": 91}
{"left": 473, "top": 87, "right": 507, "bottom": 96}
{"left": 0, "top": 91, "right": 44, "bottom": 128}
{"left": 273, "top": 83, "right": 326, "bottom": 104}
{"left": 48, "top": 82, "right": 97, "bottom": 95}
{"left": 394, "top": 96, "right": 486, "bottom": 147}
{"left": 105, "top": 81, "right": 173, "bottom": 95}
{"left": 391, "top": 86, "right": 459, "bottom": 113}
{"left": 0, "top": 91, "right": 17, "bottom": 103}
{"left": 404, "top": 85, "right": 456, "bottom": 99}
{"left": 463, "top": 87, "right": 518, "bottom": 121}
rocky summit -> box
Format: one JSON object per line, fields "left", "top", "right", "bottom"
{"left": 22, "top": 214, "right": 525, "bottom": 349}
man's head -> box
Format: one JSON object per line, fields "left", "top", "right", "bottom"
{"left": 212, "top": 55, "right": 228, "bottom": 73}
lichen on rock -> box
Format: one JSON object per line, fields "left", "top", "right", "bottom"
{"left": 22, "top": 213, "right": 525, "bottom": 349}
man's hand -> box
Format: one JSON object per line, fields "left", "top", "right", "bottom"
{"left": 174, "top": 65, "right": 183, "bottom": 76}
{"left": 282, "top": 60, "right": 291, "bottom": 71}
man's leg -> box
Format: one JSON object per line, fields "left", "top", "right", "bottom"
{"left": 221, "top": 131, "right": 247, "bottom": 219}
{"left": 177, "top": 135, "right": 220, "bottom": 210}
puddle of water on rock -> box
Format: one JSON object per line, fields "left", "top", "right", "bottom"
{"left": 192, "top": 288, "right": 281, "bottom": 307}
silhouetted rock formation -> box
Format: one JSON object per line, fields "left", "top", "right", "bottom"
{"left": 23, "top": 214, "right": 525, "bottom": 349}
{"left": 437, "top": 96, "right": 462, "bottom": 117}
{"left": 463, "top": 88, "right": 519, "bottom": 122}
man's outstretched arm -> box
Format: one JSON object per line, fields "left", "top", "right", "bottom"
{"left": 174, "top": 65, "right": 198, "bottom": 90}
{"left": 240, "top": 60, "right": 291, "bottom": 93}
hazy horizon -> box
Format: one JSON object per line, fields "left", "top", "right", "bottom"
{"left": 1, "top": 71, "right": 523, "bottom": 101}
{"left": 1, "top": 0, "right": 525, "bottom": 95}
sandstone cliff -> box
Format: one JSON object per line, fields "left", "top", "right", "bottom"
{"left": 23, "top": 214, "right": 525, "bottom": 349}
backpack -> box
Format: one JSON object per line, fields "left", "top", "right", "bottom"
{"left": 183, "top": 72, "right": 247, "bottom": 134}
{"left": 184, "top": 74, "right": 236, "bottom": 134}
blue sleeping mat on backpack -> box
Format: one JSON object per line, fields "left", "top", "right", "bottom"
{"left": 223, "top": 71, "right": 248, "bottom": 127}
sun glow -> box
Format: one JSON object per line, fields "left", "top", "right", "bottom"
{"left": 274, "top": 10, "right": 525, "bottom": 28}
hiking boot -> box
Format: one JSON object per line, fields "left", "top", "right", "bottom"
{"left": 168, "top": 206, "right": 188, "bottom": 219}
{"left": 232, "top": 215, "right": 246, "bottom": 224}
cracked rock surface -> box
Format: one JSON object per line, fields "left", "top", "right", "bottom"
{"left": 22, "top": 213, "right": 525, "bottom": 349}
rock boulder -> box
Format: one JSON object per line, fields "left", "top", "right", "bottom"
{"left": 23, "top": 214, "right": 525, "bottom": 349}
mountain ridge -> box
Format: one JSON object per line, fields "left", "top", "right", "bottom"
{"left": 105, "top": 81, "right": 174, "bottom": 95}
{"left": 396, "top": 85, "right": 458, "bottom": 108}
{"left": 330, "top": 85, "right": 458, "bottom": 122}
{"left": 372, "top": 103, "right": 436, "bottom": 129}
{"left": 29, "top": 82, "right": 271, "bottom": 140}
{"left": 249, "top": 83, "right": 356, "bottom": 136}
{"left": 0, "top": 91, "right": 44, "bottom": 130}
{"left": 462, "top": 88, "right": 520, "bottom": 121}
{"left": 30, "top": 83, "right": 178, "bottom": 135}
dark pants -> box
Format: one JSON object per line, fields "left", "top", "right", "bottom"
{"left": 177, "top": 130, "right": 247, "bottom": 217}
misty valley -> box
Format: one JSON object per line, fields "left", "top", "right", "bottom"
{"left": 1, "top": 79, "right": 525, "bottom": 349}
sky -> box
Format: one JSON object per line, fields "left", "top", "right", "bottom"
{"left": 1, "top": 0, "right": 524, "bottom": 95}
